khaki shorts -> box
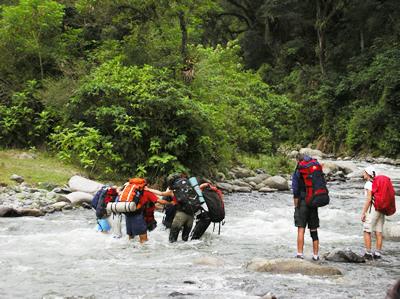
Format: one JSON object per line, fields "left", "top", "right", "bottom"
{"left": 363, "top": 207, "right": 385, "bottom": 233}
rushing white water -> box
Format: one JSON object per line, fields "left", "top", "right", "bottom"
{"left": 0, "top": 161, "right": 399, "bottom": 299}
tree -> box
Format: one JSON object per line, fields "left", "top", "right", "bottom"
{"left": 0, "top": 0, "right": 64, "bottom": 80}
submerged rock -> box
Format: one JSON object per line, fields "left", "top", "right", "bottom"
{"left": 247, "top": 258, "right": 342, "bottom": 276}
{"left": 193, "top": 256, "right": 224, "bottom": 267}
{"left": 324, "top": 248, "right": 365, "bottom": 263}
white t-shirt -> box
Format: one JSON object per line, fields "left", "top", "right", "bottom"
{"left": 364, "top": 181, "right": 372, "bottom": 196}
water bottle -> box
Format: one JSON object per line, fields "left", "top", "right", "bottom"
{"left": 188, "top": 177, "right": 209, "bottom": 212}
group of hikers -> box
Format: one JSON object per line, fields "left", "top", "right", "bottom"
{"left": 91, "top": 173, "right": 225, "bottom": 244}
{"left": 91, "top": 153, "right": 396, "bottom": 264}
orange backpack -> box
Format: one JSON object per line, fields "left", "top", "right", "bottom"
{"left": 119, "top": 178, "right": 147, "bottom": 208}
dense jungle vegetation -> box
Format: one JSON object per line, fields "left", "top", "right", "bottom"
{"left": 0, "top": 0, "right": 399, "bottom": 179}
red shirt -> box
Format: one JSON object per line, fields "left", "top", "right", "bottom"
{"left": 139, "top": 190, "right": 158, "bottom": 207}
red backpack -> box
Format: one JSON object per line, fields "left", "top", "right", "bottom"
{"left": 372, "top": 175, "right": 396, "bottom": 216}
{"left": 298, "top": 159, "right": 330, "bottom": 208}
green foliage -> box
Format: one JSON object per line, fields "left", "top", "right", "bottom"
{"left": 190, "top": 42, "right": 298, "bottom": 154}
{"left": 0, "top": 0, "right": 65, "bottom": 81}
{"left": 0, "top": 81, "right": 56, "bottom": 147}
{"left": 238, "top": 153, "right": 296, "bottom": 176}
{"left": 49, "top": 121, "right": 122, "bottom": 177}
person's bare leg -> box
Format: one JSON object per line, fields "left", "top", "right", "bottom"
{"left": 363, "top": 231, "right": 372, "bottom": 252}
{"left": 297, "top": 227, "right": 305, "bottom": 255}
{"left": 375, "top": 232, "right": 383, "bottom": 251}
{"left": 139, "top": 233, "right": 148, "bottom": 243}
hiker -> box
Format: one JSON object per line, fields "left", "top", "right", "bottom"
{"left": 292, "top": 153, "right": 328, "bottom": 261}
{"left": 120, "top": 178, "right": 169, "bottom": 243}
{"left": 361, "top": 165, "right": 384, "bottom": 259}
{"left": 161, "top": 195, "right": 177, "bottom": 229}
{"left": 145, "top": 173, "right": 199, "bottom": 242}
{"left": 191, "top": 180, "right": 225, "bottom": 240}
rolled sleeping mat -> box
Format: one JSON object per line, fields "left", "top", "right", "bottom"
{"left": 106, "top": 202, "right": 136, "bottom": 213}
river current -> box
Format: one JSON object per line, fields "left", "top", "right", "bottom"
{"left": 0, "top": 161, "right": 399, "bottom": 299}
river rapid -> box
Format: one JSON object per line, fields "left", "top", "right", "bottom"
{"left": 0, "top": 161, "right": 399, "bottom": 299}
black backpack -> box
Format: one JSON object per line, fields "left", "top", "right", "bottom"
{"left": 172, "top": 178, "right": 200, "bottom": 215}
{"left": 202, "top": 185, "right": 225, "bottom": 223}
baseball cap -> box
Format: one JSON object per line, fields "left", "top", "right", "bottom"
{"left": 364, "top": 166, "right": 376, "bottom": 177}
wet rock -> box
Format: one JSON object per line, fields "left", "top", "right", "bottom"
{"left": 231, "top": 167, "right": 256, "bottom": 179}
{"left": 193, "top": 256, "right": 224, "bottom": 267}
{"left": 51, "top": 201, "right": 68, "bottom": 211}
{"left": 215, "top": 172, "right": 226, "bottom": 182}
{"left": 0, "top": 206, "right": 19, "bottom": 217}
{"left": 10, "top": 174, "right": 24, "bottom": 184}
{"left": 183, "top": 280, "right": 196, "bottom": 284}
{"left": 263, "top": 176, "right": 289, "bottom": 191}
{"left": 68, "top": 175, "right": 102, "bottom": 194}
{"left": 247, "top": 258, "right": 342, "bottom": 276}
{"left": 258, "top": 187, "right": 278, "bottom": 193}
{"left": 261, "top": 293, "right": 277, "bottom": 299}
{"left": 17, "top": 208, "right": 45, "bottom": 217}
{"left": 321, "top": 162, "right": 340, "bottom": 176}
{"left": 243, "top": 174, "right": 270, "bottom": 185}
{"left": 324, "top": 248, "right": 365, "bottom": 263}
{"left": 346, "top": 169, "right": 364, "bottom": 179}
{"left": 228, "top": 179, "right": 252, "bottom": 188}
{"left": 64, "top": 191, "right": 93, "bottom": 206}
{"left": 232, "top": 186, "right": 252, "bottom": 193}
{"left": 168, "top": 291, "right": 194, "bottom": 297}
{"left": 216, "top": 182, "right": 233, "bottom": 193}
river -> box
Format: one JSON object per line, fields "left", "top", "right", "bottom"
{"left": 0, "top": 161, "right": 399, "bottom": 299}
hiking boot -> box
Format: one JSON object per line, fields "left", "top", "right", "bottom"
{"left": 363, "top": 253, "right": 373, "bottom": 260}
{"left": 312, "top": 256, "right": 320, "bottom": 261}
{"left": 373, "top": 253, "right": 382, "bottom": 260}
{"left": 295, "top": 254, "right": 304, "bottom": 259}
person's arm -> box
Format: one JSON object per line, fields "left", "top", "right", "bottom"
{"left": 361, "top": 189, "right": 372, "bottom": 222}
{"left": 145, "top": 186, "right": 173, "bottom": 197}
{"left": 292, "top": 170, "right": 300, "bottom": 207}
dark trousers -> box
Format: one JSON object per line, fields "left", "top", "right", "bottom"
{"left": 191, "top": 212, "right": 211, "bottom": 240}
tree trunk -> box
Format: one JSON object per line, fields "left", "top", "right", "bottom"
{"left": 315, "top": 0, "right": 326, "bottom": 76}
{"left": 360, "top": 29, "right": 365, "bottom": 52}
{"left": 178, "top": 11, "right": 188, "bottom": 64}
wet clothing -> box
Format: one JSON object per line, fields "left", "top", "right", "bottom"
{"left": 163, "top": 204, "right": 177, "bottom": 229}
{"left": 125, "top": 190, "right": 158, "bottom": 237}
{"left": 363, "top": 180, "right": 385, "bottom": 233}
{"left": 191, "top": 212, "right": 211, "bottom": 240}
{"left": 169, "top": 210, "right": 194, "bottom": 242}
{"left": 126, "top": 213, "right": 147, "bottom": 236}
{"left": 294, "top": 199, "right": 319, "bottom": 229}
{"left": 292, "top": 156, "right": 320, "bottom": 229}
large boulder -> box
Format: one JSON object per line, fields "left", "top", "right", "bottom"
{"left": 247, "top": 258, "right": 342, "bottom": 276}
{"left": 64, "top": 191, "right": 93, "bottom": 206}
{"left": 232, "top": 186, "right": 252, "bottom": 193}
{"left": 299, "top": 148, "right": 325, "bottom": 159}
{"left": 263, "top": 176, "right": 289, "bottom": 191}
{"left": 216, "top": 182, "right": 234, "bottom": 193}
{"left": 324, "top": 248, "right": 365, "bottom": 263}
{"left": 0, "top": 206, "right": 19, "bottom": 217}
{"left": 68, "top": 175, "right": 102, "bottom": 194}
{"left": 17, "top": 208, "right": 45, "bottom": 217}
{"left": 0, "top": 206, "right": 44, "bottom": 217}
{"left": 243, "top": 173, "right": 270, "bottom": 184}
{"left": 231, "top": 167, "right": 256, "bottom": 179}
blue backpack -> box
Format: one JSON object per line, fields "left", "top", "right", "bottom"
{"left": 91, "top": 185, "right": 109, "bottom": 211}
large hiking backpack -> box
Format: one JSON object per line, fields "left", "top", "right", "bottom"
{"left": 298, "top": 159, "right": 330, "bottom": 208}
{"left": 372, "top": 175, "right": 396, "bottom": 216}
{"left": 202, "top": 184, "right": 225, "bottom": 223}
{"left": 92, "top": 186, "right": 118, "bottom": 219}
{"left": 119, "top": 178, "right": 147, "bottom": 209}
{"left": 172, "top": 178, "right": 200, "bottom": 215}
